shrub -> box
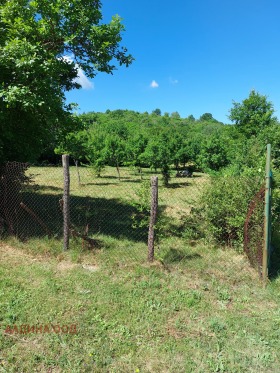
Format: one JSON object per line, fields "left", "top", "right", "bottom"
{"left": 198, "top": 173, "right": 263, "bottom": 248}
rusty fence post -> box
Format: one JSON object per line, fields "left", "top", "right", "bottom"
{"left": 62, "top": 154, "right": 70, "bottom": 251}
{"left": 148, "top": 176, "right": 158, "bottom": 262}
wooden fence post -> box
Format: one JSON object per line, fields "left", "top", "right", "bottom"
{"left": 148, "top": 176, "right": 158, "bottom": 262}
{"left": 62, "top": 154, "right": 70, "bottom": 251}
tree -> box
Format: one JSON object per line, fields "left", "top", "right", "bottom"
{"left": 55, "top": 129, "right": 89, "bottom": 185}
{"left": 198, "top": 131, "right": 230, "bottom": 172}
{"left": 229, "top": 90, "right": 276, "bottom": 138}
{"left": 152, "top": 108, "right": 161, "bottom": 116}
{"left": 187, "top": 115, "right": 196, "bottom": 122}
{"left": 199, "top": 113, "right": 214, "bottom": 122}
{"left": 0, "top": 0, "right": 133, "bottom": 163}
{"left": 104, "top": 135, "right": 126, "bottom": 180}
{"left": 125, "top": 132, "right": 148, "bottom": 177}
{"left": 86, "top": 127, "right": 107, "bottom": 177}
{"left": 171, "top": 111, "right": 180, "bottom": 119}
{"left": 142, "top": 131, "right": 172, "bottom": 186}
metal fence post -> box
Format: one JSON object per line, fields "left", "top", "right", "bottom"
{"left": 62, "top": 154, "right": 70, "bottom": 251}
{"left": 148, "top": 176, "right": 158, "bottom": 262}
{"left": 263, "top": 144, "right": 272, "bottom": 285}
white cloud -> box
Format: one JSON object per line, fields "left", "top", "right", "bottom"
{"left": 61, "top": 55, "right": 94, "bottom": 90}
{"left": 150, "top": 80, "right": 159, "bottom": 88}
{"left": 74, "top": 68, "right": 94, "bottom": 90}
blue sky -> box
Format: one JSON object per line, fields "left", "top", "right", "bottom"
{"left": 65, "top": 0, "right": 280, "bottom": 123}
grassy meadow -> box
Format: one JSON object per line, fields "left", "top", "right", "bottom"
{"left": 1, "top": 165, "right": 280, "bottom": 372}
{"left": 15, "top": 165, "right": 208, "bottom": 260}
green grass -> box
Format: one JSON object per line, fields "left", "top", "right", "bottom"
{"left": 1, "top": 165, "right": 280, "bottom": 372}
{"left": 6, "top": 165, "right": 207, "bottom": 254}
{"left": 1, "top": 241, "right": 280, "bottom": 372}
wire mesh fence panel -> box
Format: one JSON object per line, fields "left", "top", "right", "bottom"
{"left": 0, "top": 160, "right": 270, "bottom": 277}
{"left": 67, "top": 165, "right": 149, "bottom": 260}
{"left": 69, "top": 166, "right": 145, "bottom": 238}
{"left": 0, "top": 163, "right": 64, "bottom": 240}
{"left": 21, "top": 165, "right": 64, "bottom": 239}
{"left": 244, "top": 186, "right": 265, "bottom": 277}
{"left": 0, "top": 162, "right": 30, "bottom": 238}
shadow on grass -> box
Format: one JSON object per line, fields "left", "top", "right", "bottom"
{"left": 162, "top": 248, "right": 201, "bottom": 264}
{"left": 84, "top": 182, "right": 119, "bottom": 187}
{"left": 91, "top": 175, "right": 119, "bottom": 180}
{"left": 5, "top": 191, "right": 148, "bottom": 243}
{"left": 118, "top": 179, "right": 143, "bottom": 183}
{"left": 34, "top": 185, "right": 63, "bottom": 192}
{"left": 269, "top": 246, "right": 280, "bottom": 280}
{"left": 268, "top": 227, "right": 280, "bottom": 280}
{"left": 84, "top": 179, "right": 142, "bottom": 187}
{"left": 166, "top": 182, "right": 191, "bottom": 189}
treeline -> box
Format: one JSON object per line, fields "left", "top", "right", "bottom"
{"left": 56, "top": 109, "right": 225, "bottom": 185}
{"left": 56, "top": 91, "right": 280, "bottom": 185}
{"left": 54, "top": 91, "right": 280, "bottom": 248}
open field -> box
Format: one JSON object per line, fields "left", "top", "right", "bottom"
{"left": 8, "top": 165, "right": 208, "bottom": 259}
{"left": 1, "top": 165, "right": 280, "bottom": 372}
{"left": 26, "top": 165, "right": 207, "bottom": 209}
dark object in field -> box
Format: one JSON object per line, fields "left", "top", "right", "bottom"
{"left": 176, "top": 169, "right": 193, "bottom": 178}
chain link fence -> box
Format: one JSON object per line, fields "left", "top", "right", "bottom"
{"left": 0, "top": 156, "right": 276, "bottom": 279}
{"left": 0, "top": 161, "right": 206, "bottom": 256}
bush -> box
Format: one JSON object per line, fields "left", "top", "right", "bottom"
{"left": 198, "top": 173, "right": 263, "bottom": 248}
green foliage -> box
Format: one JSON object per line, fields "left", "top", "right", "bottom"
{"left": 142, "top": 131, "right": 171, "bottom": 186}
{"left": 85, "top": 128, "right": 107, "bottom": 177}
{"left": 68, "top": 109, "right": 244, "bottom": 182}
{"left": 104, "top": 135, "right": 126, "bottom": 179}
{"left": 0, "top": 0, "right": 133, "bottom": 163}
{"left": 187, "top": 114, "right": 196, "bottom": 122}
{"left": 55, "top": 128, "right": 89, "bottom": 162}
{"left": 199, "top": 112, "right": 214, "bottom": 122}
{"left": 229, "top": 90, "right": 276, "bottom": 138}
{"left": 125, "top": 131, "right": 148, "bottom": 173}
{"left": 152, "top": 108, "right": 161, "bottom": 116}
{"left": 198, "top": 173, "right": 263, "bottom": 247}
{"left": 256, "top": 124, "right": 280, "bottom": 168}
{"left": 55, "top": 89, "right": 280, "bottom": 189}
{"left": 171, "top": 111, "right": 180, "bottom": 119}
{"left": 130, "top": 180, "right": 151, "bottom": 229}
{"left": 198, "top": 131, "right": 230, "bottom": 172}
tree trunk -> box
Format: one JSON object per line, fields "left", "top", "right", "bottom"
{"left": 116, "top": 162, "right": 121, "bottom": 180}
